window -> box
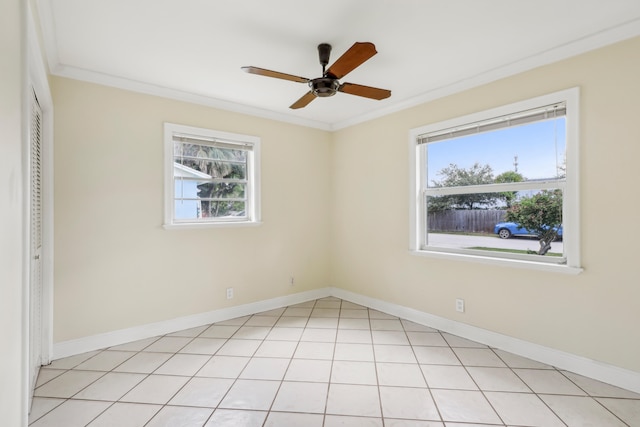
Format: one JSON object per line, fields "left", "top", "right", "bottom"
{"left": 164, "top": 123, "right": 260, "bottom": 228}
{"left": 409, "top": 88, "right": 581, "bottom": 273}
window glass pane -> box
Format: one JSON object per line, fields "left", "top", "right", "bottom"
{"left": 175, "top": 199, "right": 202, "bottom": 220}
{"left": 200, "top": 201, "right": 246, "bottom": 218}
{"left": 425, "top": 188, "right": 564, "bottom": 258}
{"left": 174, "top": 142, "right": 247, "bottom": 178}
{"left": 174, "top": 200, "right": 247, "bottom": 220}
{"left": 165, "top": 123, "right": 259, "bottom": 226}
{"left": 194, "top": 182, "right": 246, "bottom": 200}
{"left": 426, "top": 117, "right": 566, "bottom": 188}
{"left": 174, "top": 179, "right": 246, "bottom": 199}
{"left": 411, "top": 89, "right": 579, "bottom": 268}
{"left": 172, "top": 140, "right": 248, "bottom": 222}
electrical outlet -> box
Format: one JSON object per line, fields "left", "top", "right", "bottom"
{"left": 289, "top": 276, "right": 295, "bottom": 286}
{"left": 455, "top": 298, "right": 465, "bottom": 313}
{"left": 226, "top": 287, "right": 234, "bottom": 299}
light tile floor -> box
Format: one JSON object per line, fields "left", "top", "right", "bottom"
{"left": 29, "top": 297, "right": 640, "bottom": 426}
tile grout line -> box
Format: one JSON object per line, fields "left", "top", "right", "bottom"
{"left": 320, "top": 298, "right": 340, "bottom": 427}
{"left": 259, "top": 300, "right": 313, "bottom": 427}
{"left": 136, "top": 329, "right": 206, "bottom": 426}
{"left": 129, "top": 314, "right": 252, "bottom": 426}
{"left": 555, "top": 368, "right": 632, "bottom": 427}
{"left": 369, "top": 306, "right": 388, "bottom": 427}
{"left": 32, "top": 337, "right": 167, "bottom": 426}
{"left": 405, "top": 320, "right": 446, "bottom": 425}
{"left": 494, "top": 349, "right": 569, "bottom": 427}
{"left": 39, "top": 349, "right": 116, "bottom": 427}
{"left": 198, "top": 307, "right": 271, "bottom": 426}
{"left": 30, "top": 297, "right": 640, "bottom": 427}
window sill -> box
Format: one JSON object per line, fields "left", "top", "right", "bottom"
{"left": 163, "top": 221, "right": 262, "bottom": 230}
{"left": 410, "top": 249, "right": 583, "bottom": 275}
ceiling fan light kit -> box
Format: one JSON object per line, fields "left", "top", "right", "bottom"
{"left": 242, "top": 41, "right": 391, "bottom": 109}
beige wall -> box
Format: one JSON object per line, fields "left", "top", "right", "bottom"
{"left": 51, "top": 37, "right": 640, "bottom": 375}
{"left": 331, "top": 36, "right": 640, "bottom": 372}
{"left": 52, "top": 77, "right": 332, "bottom": 341}
{"left": 0, "top": 0, "right": 27, "bottom": 424}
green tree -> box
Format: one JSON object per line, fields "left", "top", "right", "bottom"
{"left": 177, "top": 143, "right": 247, "bottom": 217}
{"left": 505, "top": 189, "right": 563, "bottom": 255}
{"left": 430, "top": 162, "right": 499, "bottom": 210}
{"left": 494, "top": 170, "right": 525, "bottom": 208}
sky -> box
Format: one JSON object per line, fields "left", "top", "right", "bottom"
{"left": 426, "top": 117, "right": 566, "bottom": 186}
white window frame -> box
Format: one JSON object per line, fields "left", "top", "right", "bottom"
{"left": 164, "top": 123, "right": 261, "bottom": 229}
{"left": 409, "top": 88, "right": 582, "bottom": 274}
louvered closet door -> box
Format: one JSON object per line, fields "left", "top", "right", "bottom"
{"left": 29, "top": 88, "right": 43, "bottom": 396}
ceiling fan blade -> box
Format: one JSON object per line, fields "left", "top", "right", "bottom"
{"left": 242, "top": 66, "right": 309, "bottom": 83}
{"left": 338, "top": 82, "right": 391, "bottom": 100}
{"left": 325, "top": 42, "right": 377, "bottom": 80}
{"left": 290, "top": 91, "right": 317, "bottom": 109}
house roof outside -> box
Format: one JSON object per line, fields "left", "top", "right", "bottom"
{"left": 173, "top": 162, "right": 211, "bottom": 179}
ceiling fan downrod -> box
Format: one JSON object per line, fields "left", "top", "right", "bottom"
{"left": 313, "top": 43, "right": 338, "bottom": 97}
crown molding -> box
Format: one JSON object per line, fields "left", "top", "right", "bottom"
{"left": 331, "top": 17, "right": 640, "bottom": 130}
{"left": 53, "top": 64, "right": 333, "bottom": 131}
{"left": 36, "top": 2, "right": 640, "bottom": 132}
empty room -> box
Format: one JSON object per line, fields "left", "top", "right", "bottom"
{"left": 2, "top": 0, "right": 640, "bottom": 426}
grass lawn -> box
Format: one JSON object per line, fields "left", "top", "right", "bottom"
{"left": 469, "top": 247, "right": 563, "bottom": 257}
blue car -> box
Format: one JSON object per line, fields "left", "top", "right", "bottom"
{"left": 494, "top": 222, "right": 563, "bottom": 239}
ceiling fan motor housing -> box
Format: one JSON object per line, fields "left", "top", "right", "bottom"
{"left": 310, "top": 77, "right": 340, "bottom": 97}
{"left": 242, "top": 41, "right": 389, "bottom": 108}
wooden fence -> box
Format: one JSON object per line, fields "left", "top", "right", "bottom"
{"left": 428, "top": 210, "right": 507, "bottom": 234}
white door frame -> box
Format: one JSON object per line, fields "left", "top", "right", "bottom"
{"left": 28, "top": 86, "right": 43, "bottom": 399}
{"left": 27, "top": 1, "right": 54, "bottom": 393}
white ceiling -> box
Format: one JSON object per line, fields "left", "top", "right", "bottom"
{"left": 36, "top": 0, "right": 640, "bottom": 130}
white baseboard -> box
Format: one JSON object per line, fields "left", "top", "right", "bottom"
{"left": 52, "top": 285, "right": 640, "bottom": 394}
{"left": 52, "top": 287, "right": 331, "bottom": 360}
{"left": 330, "top": 287, "right": 640, "bottom": 395}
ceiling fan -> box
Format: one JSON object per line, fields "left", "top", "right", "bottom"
{"left": 242, "top": 42, "right": 391, "bottom": 109}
